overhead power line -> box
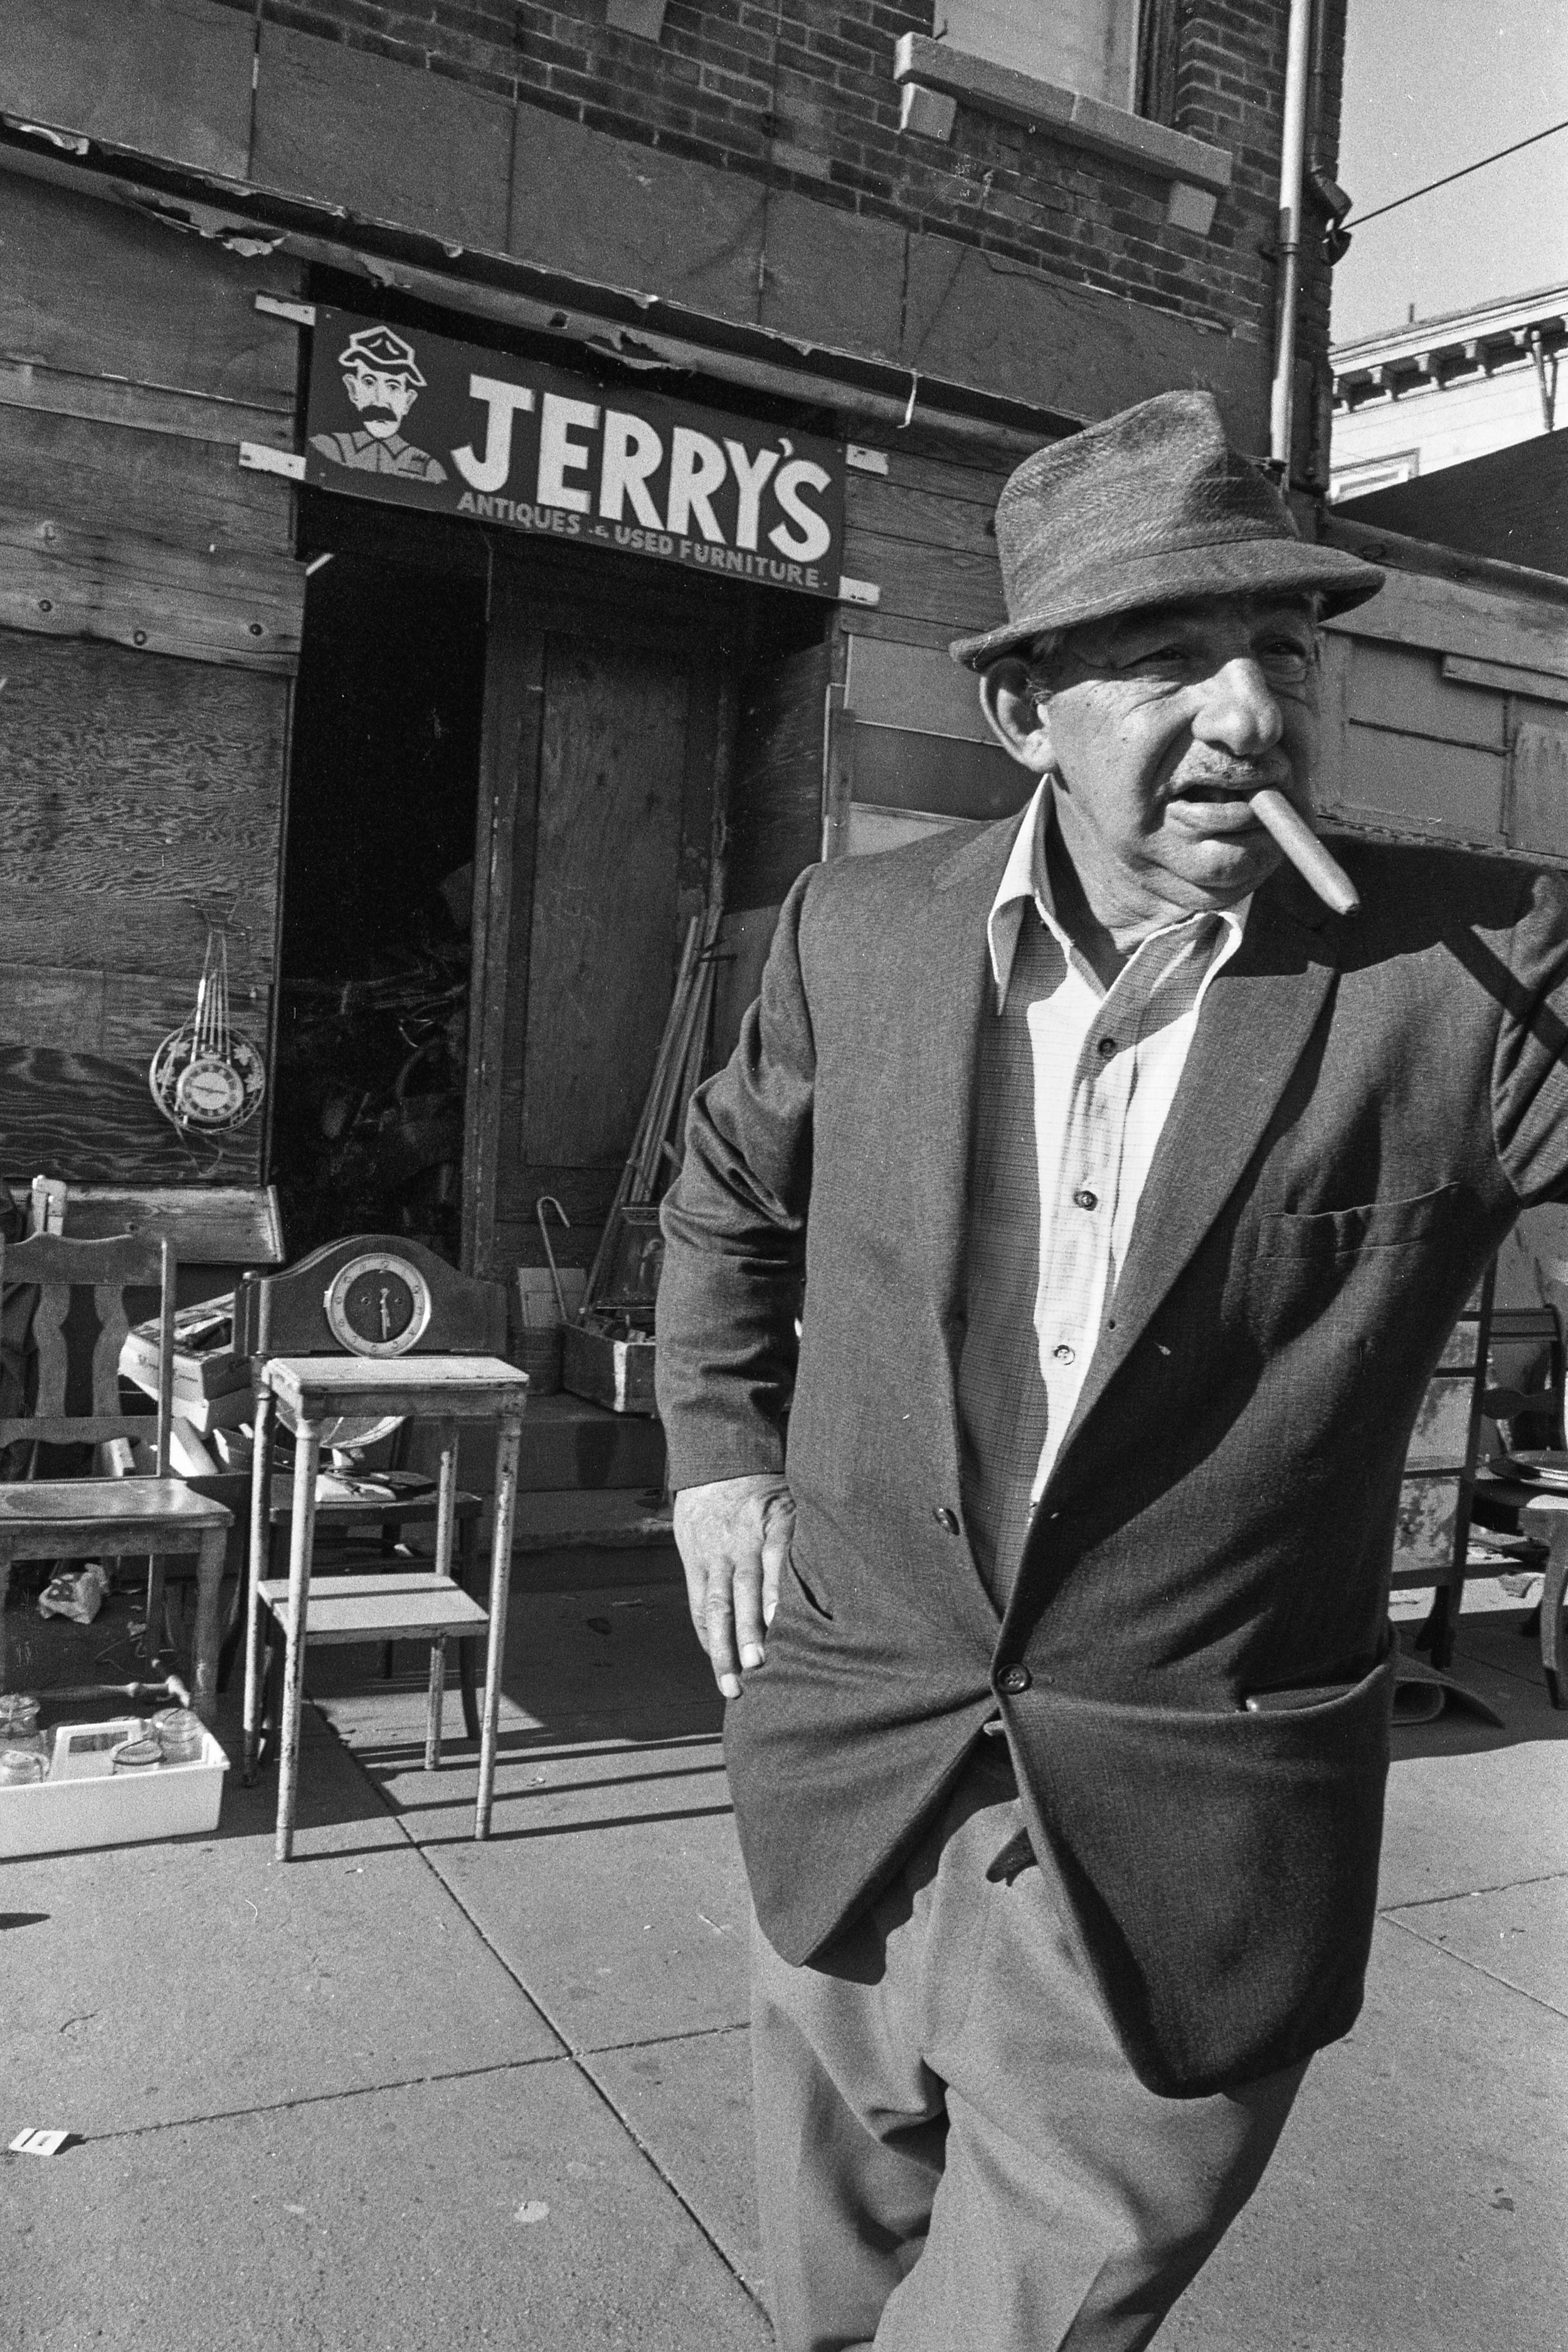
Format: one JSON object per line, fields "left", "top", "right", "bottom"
{"left": 1346, "top": 116, "right": 1568, "bottom": 230}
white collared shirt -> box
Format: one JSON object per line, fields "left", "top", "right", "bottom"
{"left": 987, "top": 782, "right": 1249, "bottom": 1500}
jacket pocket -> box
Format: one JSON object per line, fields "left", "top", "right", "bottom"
{"left": 1254, "top": 1181, "right": 1460, "bottom": 1262}
{"left": 785, "top": 1549, "right": 834, "bottom": 1620}
{"left": 1009, "top": 1643, "right": 1396, "bottom": 2096}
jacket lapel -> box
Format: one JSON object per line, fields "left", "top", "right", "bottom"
{"left": 914, "top": 815, "right": 1027, "bottom": 1323}
{"left": 1045, "top": 872, "right": 1342, "bottom": 1487}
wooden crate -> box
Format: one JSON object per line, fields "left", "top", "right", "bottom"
{"left": 561, "top": 1322, "right": 658, "bottom": 1417}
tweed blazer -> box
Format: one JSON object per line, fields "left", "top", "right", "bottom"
{"left": 655, "top": 815, "right": 1568, "bottom": 2097}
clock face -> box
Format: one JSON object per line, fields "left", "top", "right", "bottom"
{"left": 173, "top": 1054, "right": 246, "bottom": 1125}
{"left": 324, "top": 1254, "right": 433, "bottom": 1358}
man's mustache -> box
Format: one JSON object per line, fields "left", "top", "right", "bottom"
{"left": 1168, "top": 756, "right": 1293, "bottom": 796}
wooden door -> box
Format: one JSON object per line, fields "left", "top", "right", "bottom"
{"left": 464, "top": 571, "right": 726, "bottom": 1274}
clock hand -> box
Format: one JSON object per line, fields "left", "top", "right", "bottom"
{"left": 379, "top": 1285, "right": 392, "bottom": 1339}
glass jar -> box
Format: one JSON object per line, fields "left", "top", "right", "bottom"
{"left": 151, "top": 1708, "right": 204, "bottom": 1765}
{"left": 0, "top": 1744, "right": 47, "bottom": 1787}
{"left": 0, "top": 1693, "right": 41, "bottom": 1739}
{"left": 110, "top": 1737, "right": 164, "bottom": 1774}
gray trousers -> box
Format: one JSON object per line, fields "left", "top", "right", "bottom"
{"left": 751, "top": 1750, "right": 1306, "bottom": 2351}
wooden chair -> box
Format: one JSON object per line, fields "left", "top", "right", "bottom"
{"left": 1471, "top": 1253, "right": 1568, "bottom": 1705}
{"left": 0, "top": 1233, "right": 233, "bottom": 1718}
{"left": 237, "top": 1236, "right": 529, "bottom": 1860}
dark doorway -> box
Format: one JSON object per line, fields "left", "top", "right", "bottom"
{"left": 272, "top": 548, "right": 486, "bottom": 1261}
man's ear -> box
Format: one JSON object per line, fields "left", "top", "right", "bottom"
{"left": 978, "top": 657, "right": 1055, "bottom": 772}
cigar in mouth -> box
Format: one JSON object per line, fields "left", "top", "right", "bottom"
{"left": 1248, "top": 787, "right": 1360, "bottom": 918}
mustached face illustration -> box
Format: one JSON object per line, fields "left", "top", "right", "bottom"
{"left": 342, "top": 363, "right": 420, "bottom": 439}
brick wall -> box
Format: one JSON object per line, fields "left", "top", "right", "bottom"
{"left": 213, "top": 1, "right": 1348, "bottom": 368}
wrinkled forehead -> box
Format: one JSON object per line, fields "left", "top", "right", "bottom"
{"left": 1034, "top": 589, "right": 1319, "bottom": 670}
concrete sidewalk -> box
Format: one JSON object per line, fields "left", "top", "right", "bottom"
{"left": 4, "top": 1562, "right": 1565, "bottom": 2351}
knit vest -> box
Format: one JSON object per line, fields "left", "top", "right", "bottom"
{"left": 955, "top": 907, "right": 1056, "bottom": 1611}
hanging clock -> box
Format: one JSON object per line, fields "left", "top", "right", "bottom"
{"left": 149, "top": 927, "right": 266, "bottom": 1134}
{"left": 324, "top": 1251, "right": 433, "bottom": 1359}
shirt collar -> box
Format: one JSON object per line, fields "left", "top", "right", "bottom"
{"left": 986, "top": 780, "right": 1251, "bottom": 1007}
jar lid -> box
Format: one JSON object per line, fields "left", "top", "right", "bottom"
{"left": 0, "top": 1693, "right": 40, "bottom": 1730}
{"left": 0, "top": 1745, "right": 48, "bottom": 1784}
{"left": 110, "top": 1737, "right": 164, "bottom": 1772}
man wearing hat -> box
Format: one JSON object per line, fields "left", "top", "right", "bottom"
{"left": 656, "top": 391, "right": 1568, "bottom": 2349}
{"left": 310, "top": 322, "right": 448, "bottom": 483}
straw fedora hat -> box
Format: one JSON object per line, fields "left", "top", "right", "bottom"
{"left": 950, "top": 391, "right": 1384, "bottom": 672}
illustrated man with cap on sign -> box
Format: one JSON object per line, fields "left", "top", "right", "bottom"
{"left": 310, "top": 323, "right": 448, "bottom": 484}
{"left": 655, "top": 389, "right": 1568, "bottom": 2349}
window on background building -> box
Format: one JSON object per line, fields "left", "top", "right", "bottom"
{"left": 937, "top": 0, "right": 1142, "bottom": 110}
{"left": 1328, "top": 454, "right": 1422, "bottom": 503}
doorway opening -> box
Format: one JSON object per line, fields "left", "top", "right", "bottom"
{"left": 272, "top": 545, "right": 486, "bottom": 1263}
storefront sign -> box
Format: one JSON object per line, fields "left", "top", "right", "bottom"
{"left": 304, "top": 307, "right": 848, "bottom": 599}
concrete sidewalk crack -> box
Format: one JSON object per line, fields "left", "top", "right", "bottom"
{"left": 310, "top": 1693, "right": 768, "bottom": 2314}
{"left": 1383, "top": 1909, "right": 1568, "bottom": 2023}
{"left": 78, "top": 2051, "right": 567, "bottom": 2146}
{"left": 1380, "top": 1865, "right": 1568, "bottom": 1912}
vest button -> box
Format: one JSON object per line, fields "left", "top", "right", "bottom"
{"left": 1052, "top": 1343, "right": 1075, "bottom": 1364}
{"left": 997, "top": 1664, "right": 1032, "bottom": 1695}
{"left": 1096, "top": 1036, "right": 1118, "bottom": 1057}
{"left": 1073, "top": 1187, "right": 1098, "bottom": 1210}
{"left": 932, "top": 1506, "right": 960, "bottom": 1535}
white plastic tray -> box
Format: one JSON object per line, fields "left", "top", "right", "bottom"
{"left": 0, "top": 1729, "right": 228, "bottom": 1858}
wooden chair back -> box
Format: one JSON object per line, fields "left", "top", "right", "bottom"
{"left": 0, "top": 1231, "right": 175, "bottom": 1473}
{"left": 1532, "top": 1256, "right": 1568, "bottom": 1447}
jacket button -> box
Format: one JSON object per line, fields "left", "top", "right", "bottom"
{"left": 997, "top": 1664, "right": 1031, "bottom": 1695}
{"left": 932, "top": 1505, "right": 960, "bottom": 1535}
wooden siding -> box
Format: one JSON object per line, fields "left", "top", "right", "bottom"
{"left": 0, "top": 172, "right": 304, "bottom": 1185}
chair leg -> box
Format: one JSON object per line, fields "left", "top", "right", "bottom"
{"left": 425, "top": 1633, "right": 447, "bottom": 1770}
{"left": 1542, "top": 1522, "right": 1568, "bottom": 1709}
{"left": 275, "top": 1419, "right": 324, "bottom": 1863}
{"left": 457, "top": 1517, "right": 479, "bottom": 1743}
{"left": 190, "top": 1529, "right": 227, "bottom": 1725}
{"left": 476, "top": 1415, "right": 523, "bottom": 1841}
{"left": 144, "top": 1555, "right": 169, "bottom": 1666}
{"left": 243, "top": 1389, "right": 275, "bottom": 1786}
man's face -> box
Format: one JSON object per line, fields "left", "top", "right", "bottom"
{"left": 343, "top": 364, "right": 418, "bottom": 438}
{"left": 987, "top": 593, "right": 1322, "bottom": 916}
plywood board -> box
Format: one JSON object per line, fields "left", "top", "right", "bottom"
{"left": 253, "top": 24, "right": 514, "bottom": 253}
{"left": 1339, "top": 723, "right": 1505, "bottom": 847}
{"left": 845, "top": 719, "right": 1027, "bottom": 822}
{"left": 838, "top": 526, "right": 1007, "bottom": 632}
{"left": 1345, "top": 639, "right": 1505, "bottom": 751}
{"left": 845, "top": 472, "right": 1001, "bottom": 560}
{"left": 0, "top": 357, "right": 293, "bottom": 455}
{"left": 844, "top": 634, "right": 992, "bottom": 739}
{"left": 0, "top": 512, "right": 302, "bottom": 672}
{"left": 0, "top": 632, "right": 288, "bottom": 923}
{"left": 0, "top": 1042, "right": 262, "bottom": 1185}
{"left": 1330, "top": 566, "right": 1568, "bottom": 677}
{"left": 0, "top": 889, "right": 275, "bottom": 987}
{"left": 3, "top": 405, "right": 293, "bottom": 557}
{"left": 0, "top": 0, "right": 255, "bottom": 181}
{"left": 0, "top": 962, "right": 270, "bottom": 1059}
{"left": 521, "top": 637, "right": 691, "bottom": 1168}
{"left": 0, "top": 172, "right": 301, "bottom": 409}
{"left": 1511, "top": 719, "right": 1568, "bottom": 862}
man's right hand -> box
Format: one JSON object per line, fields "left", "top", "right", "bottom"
{"left": 672, "top": 1473, "right": 796, "bottom": 1700}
